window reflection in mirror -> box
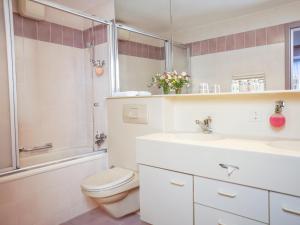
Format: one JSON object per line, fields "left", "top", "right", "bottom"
{"left": 291, "top": 28, "right": 300, "bottom": 90}
{"left": 117, "top": 28, "right": 166, "bottom": 94}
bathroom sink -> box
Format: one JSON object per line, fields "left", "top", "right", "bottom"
{"left": 137, "top": 132, "right": 300, "bottom": 197}
{"left": 139, "top": 132, "right": 224, "bottom": 143}
{"left": 268, "top": 140, "right": 300, "bottom": 151}
{"left": 172, "top": 133, "right": 223, "bottom": 141}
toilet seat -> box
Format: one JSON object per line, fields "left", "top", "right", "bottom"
{"left": 80, "top": 167, "right": 140, "bottom": 218}
{"left": 81, "top": 167, "right": 138, "bottom": 195}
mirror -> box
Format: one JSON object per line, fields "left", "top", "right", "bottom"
{"left": 114, "top": 0, "right": 300, "bottom": 94}
{"left": 116, "top": 28, "right": 166, "bottom": 94}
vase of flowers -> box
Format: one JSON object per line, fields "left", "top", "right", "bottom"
{"left": 149, "top": 72, "right": 173, "bottom": 94}
{"left": 149, "top": 71, "right": 190, "bottom": 94}
{"left": 171, "top": 71, "right": 190, "bottom": 94}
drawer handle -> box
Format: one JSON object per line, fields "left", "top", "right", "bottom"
{"left": 170, "top": 180, "right": 185, "bottom": 187}
{"left": 217, "top": 219, "right": 227, "bottom": 225}
{"left": 282, "top": 206, "right": 300, "bottom": 216}
{"left": 217, "top": 190, "right": 237, "bottom": 198}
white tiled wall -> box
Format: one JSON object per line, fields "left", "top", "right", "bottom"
{"left": 174, "top": 1, "right": 300, "bottom": 43}
{"left": 107, "top": 97, "right": 166, "bottom": 170}
{"left": 119, "top": 55, "right": 165, "bottom": 94}
{"left": 169, "top": 93, "right": 300, "bottom": 139}
{"left": 107, "top": 92, "right": 300, "bottom": 166}
{"left": 15, "top": 37, "right": 110, "bottom": 152}
{"left": 190, "top": 43, "right": 285, "bottom": 92}
{"left": 0, "top": 154, "right": 108, "bottom": 225}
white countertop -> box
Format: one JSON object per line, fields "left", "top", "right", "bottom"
{"left": 136, "top": 132, "right": 300, "bottom": 196}
{"left": 137, "top": 133, "right": 300, "bottom": 157}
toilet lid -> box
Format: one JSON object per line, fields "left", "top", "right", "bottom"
{"left": 81, "top": 167, "right": 135, "bottom": 191}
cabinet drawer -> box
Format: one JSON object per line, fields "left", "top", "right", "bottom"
{"left": 270, "top": 192, "right": 300, "bottom": 225}
{"left": 195, "top": 204, "right": 266, "bottom": 225}
{"left": 194, "top": 176, "right": 268, "bottom": 223}
{"left": 139, "top": 165, "right": 193, "bottom": 225}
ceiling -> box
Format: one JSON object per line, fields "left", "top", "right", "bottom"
{"left": 115, "top": 0, "right": 297, "bottom": 34}
{"left": 48, "top": 0, "right": 297, "bottom": 35}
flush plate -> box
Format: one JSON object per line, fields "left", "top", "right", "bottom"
{"left": 123, "top": 104, "right": 148, "bottom": 124}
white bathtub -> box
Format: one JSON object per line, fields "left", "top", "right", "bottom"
{"left": 0, "top": 152, "right": 108, "bottom": 225}
{"left": 20, "top": 146, "right": 103, "bottom": 167}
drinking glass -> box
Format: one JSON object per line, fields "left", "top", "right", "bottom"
{"left": 199, "top": 83, "right": 209, "bottom": 93}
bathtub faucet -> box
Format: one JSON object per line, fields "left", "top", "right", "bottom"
{"left": 95, "top": 132, "right": 107, "bottom": 147}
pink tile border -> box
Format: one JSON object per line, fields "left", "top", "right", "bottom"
{"left": 13, "top": 13, "right": 23, "bottom": 36}
{"left": 255, "top": 28, "right": 267, "bottom": 46}
{"left": 226, "top": 34, "right": 235, "bottom": 51}
{"left": 267, "top": 24, "right": 285, "bottom": 44}
{"left": 245, "top": 30, "right": 256, "bottom": 48}
{"left": 235, "top": 32, "right": 245, "bottom": 49}
{"left": 200, "top": 40, "right": 209, "bottom": 55}
{"left": 50, "top": 23, "right": 63, "bottom": 45}
{"left": 13, "top": 13, "right": 107, "bottom": 49}
{"left": 23, "top": 17, "right": 37, "bottom": 40}
{"left": 190, "top": 23, "right": 287, "bottom": 57}
{"left": 118, "top": 40, "right": 164, "bottom": 60}
{"left": 216, "top": 36, "right": 226, "bottom": 52}
{"left": 191, "top": 41, "right": 201, "bottom": 56}
{"left": 208, "top": 38, "right": 217, "bottom": 53}
{"left": 62, "top": 26, "right": 74, "bottom": 47}
{"left": 37, "top": 21, "right": 50, "bottom": 42}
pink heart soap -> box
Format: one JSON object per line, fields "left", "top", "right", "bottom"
{"left": 269, "top": 114, "right": 286, "bottom": 128}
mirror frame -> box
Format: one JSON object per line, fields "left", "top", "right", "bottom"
{"left": 285, "top": 21, "right": 300, "bottom": 90}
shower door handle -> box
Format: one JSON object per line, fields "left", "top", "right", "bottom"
{"left": 19, "top": 143, "right": 53, "bottom": 152}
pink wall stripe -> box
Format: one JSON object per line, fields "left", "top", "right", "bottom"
{"left": 13, "top": 13, "right": 107, "bottom": 49}
{"left": 190, "top": 24, "right": 285, "bottom": 57}
{"left": 118, "top": 40, "right": 165, "bottom": 60}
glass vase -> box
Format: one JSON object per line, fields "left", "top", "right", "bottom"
{"left": 175, "top": 88, "right": 182, "bottom": 94}
{"left": 162, "top": 86, "right": 170, "bottom": 94}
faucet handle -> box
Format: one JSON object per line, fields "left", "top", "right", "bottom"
{"left": 204, "top": 116, "right": 212, "bottom": 124}
{"left": 196, "top": 116, "right": 212, "bottom": 133}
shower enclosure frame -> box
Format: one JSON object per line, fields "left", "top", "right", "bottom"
{"left": 1, "top": 0, "right": 171, "bottom": 176}
{"left": 0, "top": 0, "right": 114, "bottom": 176}
{"left": 1, "top": 0, "right": 19, "bottom": 173}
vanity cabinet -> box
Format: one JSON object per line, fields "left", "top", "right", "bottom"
{"left": 270, "top": 192, "right": 300, "bottom": 225}
{"left": 137, "top": 134, "right": 300, "bottom": 225}
{"left": 195, "top": 204, "right": 266, "bottom": 225}
{"left": 139, "top": 165, "right": 193, "bottom": 225}
{"left": 194, "top": 176, "right": 269, "bottom": 223}
{"left": 139, "top": 165, "right": 300, "bottom": 225}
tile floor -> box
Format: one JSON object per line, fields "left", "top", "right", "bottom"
{"left": 61, "top": 208, "right": 150, "bottom": 225}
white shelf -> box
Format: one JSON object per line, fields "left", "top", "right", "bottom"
{"left": 107, "top": 89, "right": 300, "bottom": 99}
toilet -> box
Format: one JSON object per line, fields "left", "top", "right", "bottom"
{"left": 81, "top": 166, "right": 139, "bottom": 218}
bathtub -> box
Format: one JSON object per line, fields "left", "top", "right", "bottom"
{"left": 20, "top": 146, "right": 105, "bottom": 167}
{"left": 0, "top": 150, "right": 108, "bottom": 225}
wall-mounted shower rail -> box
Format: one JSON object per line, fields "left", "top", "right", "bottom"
{"left": 31, "top": 0, "right": 112, "bottom": 25}
{"left": 115, "top": 23, "right": 168, "bottom": 41}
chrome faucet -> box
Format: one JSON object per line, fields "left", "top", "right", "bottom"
{"left": 195, "top": 116, "right": 212, "bottom": 134}
{"left": 95, "top": 132, "right": 107, "bottom": 147}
